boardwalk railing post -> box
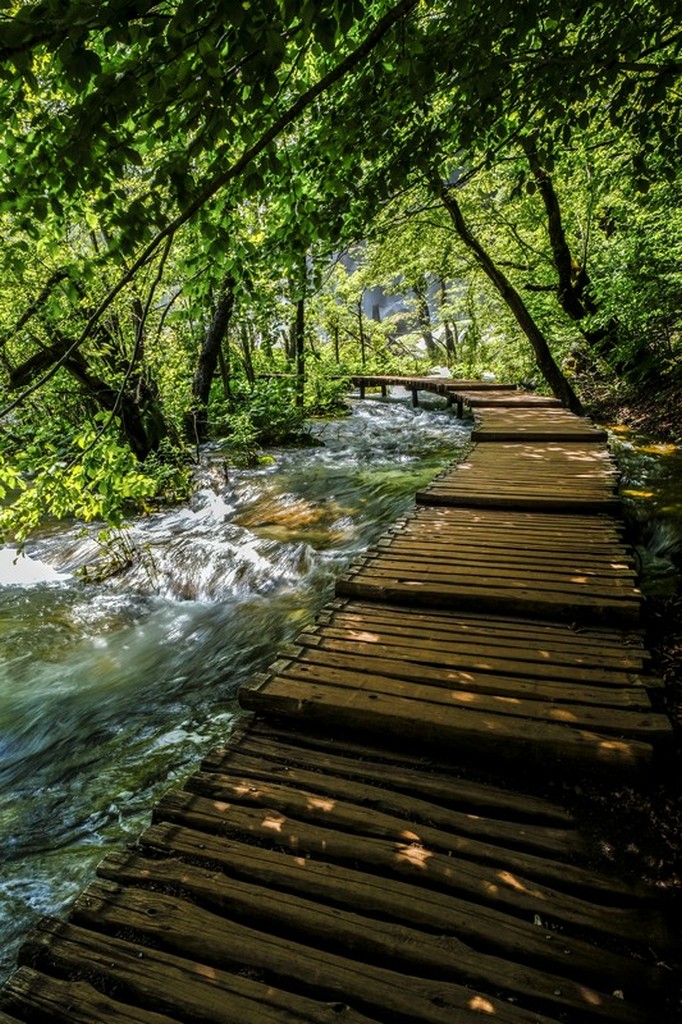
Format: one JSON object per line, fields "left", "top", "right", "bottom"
{"left": 381, "top": 384, "right": 387, "bottom": 397}
{"left": 457, "top": 397, "right": 464, "bottom": 418}
{"left": 411, "top": 386, "right": 419, "bottom": 407}
{"left": 359, "top": 382, "right": 365, "bottom": 399}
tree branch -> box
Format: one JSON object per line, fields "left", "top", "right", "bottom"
{"left": 0, "top": 0, "right": 419, "bottom": 420}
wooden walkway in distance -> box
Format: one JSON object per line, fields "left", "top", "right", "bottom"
{"left": 419, "top": 442, "right": 620, "bottom": 511}
{"left": 1, "top": 376, "right": 678, "bottom": 1024}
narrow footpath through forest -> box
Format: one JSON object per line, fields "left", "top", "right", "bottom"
{"left": 0, "top": 379, "right": 678, "bottom": 1024}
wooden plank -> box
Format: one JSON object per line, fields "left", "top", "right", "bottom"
{"left": 194, "top": 749, "right": 587, "bottom": 860}
{"left": 337, "top": 573, "right": 641, "bottom": 626}
{"left": 73, "top": 880, "right": 555, "bottom": 1024}
{"left": 243, "top": 721, "right": 578, "bottom": 824}
{"left": 155, "top": 789, "right": 670, "bottom": 946}
{"left": 20, "top": 918, "right": 376, "bottom": 1024}
{"left": 327, "top": 601, "right": 647, "bottom": 660}
{"left": 140, "top": 822, "right": 666, "bottom": 996}
{"left": 240, "top": 677, "right": 654, "bottom": 770}
{"left": 339, "top": 567, "right": 641, "bottom": 608}
{"left": 375, "top": 539, "right": 635, "bottom": 568}
{"left": 417, "top": 493, "right": 621, "bottom": 512}
{"left": 353, "top": 552, "right": 637, "bottom": 585}
{"left": 275, "top": 652, "right": 659, "bottom": 721}
{"left": 0, "top": 968, "right": 181, "bottom": 1024}
{"left": 402, "top": 516, "right": 625, "bottom": 537}
{"left": 461, "top": 394, "right": 563, "bottom": 407}
{"left": 470, "top": 409, "right": 608, "bottom": 441}
{"left": 193, "top": 761, "right": 647, "bottom": 905}
{"left": 96, "top": 850, "right": 652, "bottom": 1024}
{"left": 308, "top": 619, "right": 647, "bottom": 676}
{"left": 472, "top": 429, "right": 609, "bottom": 442}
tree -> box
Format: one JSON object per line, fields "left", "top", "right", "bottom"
{"left": 0, "top": 0, "right": 679, "bottom": 533}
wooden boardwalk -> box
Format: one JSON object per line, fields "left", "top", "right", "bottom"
{"left": 242, "top": 599, "right": 666, "bottom": 772}
{"left": 338, "top": 506, "right": 642, "bottom": 626}
{"left": 418, "top": 442, "right": 620, "bottom": 511}
{"left": 1, "top": 376, "right": 677, "bottom": 1024}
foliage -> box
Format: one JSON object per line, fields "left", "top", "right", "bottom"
{"left": 209, "top": 378, "right": 310, "bottom": 465}
{"left": 0, "top": 0, "right": 680, "bottom": 537}
{"left": 0, "top": 420, "right": 192, "bottom": 544}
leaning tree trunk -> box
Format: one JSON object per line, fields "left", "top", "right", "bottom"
{"left": 357, "top": 295, "right": 367, "bottom": 367}
{"left": 186, "top": 276, "right": 234, "bottom": 445}
{"left": 436, "top": 182, "right": 583, "bottom": 414}
{"left": 521, "top": 136, "right": 629, "bottom": 368}
{"left": 9, "top": 334, "right": 167, "bottom": 460}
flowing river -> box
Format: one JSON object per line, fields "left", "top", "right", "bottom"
{"left": 0, "top": 395, "right": 470, "bottom": 982}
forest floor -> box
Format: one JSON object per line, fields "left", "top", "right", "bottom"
{"left": 581, "top": 374, "right": 682, "bottom": 445}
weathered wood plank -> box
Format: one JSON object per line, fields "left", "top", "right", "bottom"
{"left": 272, "top": 656, "right": 665, "bottom": 731}
{"left": 374, "top": 540, "right": 635, "bottom": 569}
{"left": 140, "top": 822, "right": 666, "bottom": 995}
{"left": 0, "top": 967, "right": 181, "bottom": 1024}
{"left": 337, "top": 574, "right": 641, "bottom": 626}
{"left": 258, "top": 647, "right": 652, "bottom": 708}
{"left": 243, "top": 721, "right": 578, "bottom": 824}
{"left": 20, "top": 918, "right": 374, "bottom": 1024}
{"left": 327, "top": 601, "right": 646, "bottom": 661}
{"left": 194, "top": 749, "right": 587, "bottom": 860}
{"left": 355, "top": 552, "right": 637, "bottom": 584}
{"left": 417, "top": 492, "right": 622, "bottom": 512}
{"left": 470, "top": 409, "right": 608, "bottom": 443}
{"left": 74, "top": 880, "right": 555, "bottom": 1024}
{"left": 178, "top": 772, "right": 662, "bottom": 942}
{"left": 240, "top": 677, "right": 655, "bottom": 770}
{"left": 97, "top": 850, "right": 651, "bottom": 1024}
{"left": 305, "top": 621, "right": 647, "bottom": 680}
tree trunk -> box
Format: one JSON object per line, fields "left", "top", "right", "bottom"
{"left": 438, "top": 277, "right": 456, "bottom": 364}
{"left": 9, "top": 336, "right": 166, "bottom": 460}
{"left": 413, "top": 276, "right": 437, "bottom": 359}
{"left": 294, "top": 295, "right": 305, "bottom": 408}
{"left": 357, "top": 296, "right": 366, "bottom": 366}
{"left": 437, "top": 183, "right": 583, "bottom": 413}
{"left": 521, "top": 137, "right": 628, "bottom": 366}
{"left": 443, "top": 320, "right": 456, "bottom": 364}
{"left": 217, "top": 340, "right": 231, "bottom": 399}
{"left": 240, "top": 322, "right": 255, "bottom": 386}
{"left": 186, "top": 276, "right": 234, "bottom": 444}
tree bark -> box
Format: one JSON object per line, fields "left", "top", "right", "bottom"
{"left": 240, "top": 321, "right": 255, "bottom": 386}
{"left": 294, "top": 295, "right": 305, "bottom": 408}
{"left": 522, "top": 138, "right": 596, "bottom": 320}
{"left": 186, "top": 276, "right": 234, "bottom": 444}
{"left": 438, "top": 277, "right": 456, "bottom": 364}
{"left": 357, "top": 296, "right": 366, "bottom": 366}
{"left": 521, "top": 137, "right": 628, "bottom": 367}
{"left": 437, "top": 183, "right": 583, "bottom": 413}
{"left": 413, "top": 275, "right": 437, "bottom": 359}
{"left": 217, "top": 341, "right": 231, "bottom": 400}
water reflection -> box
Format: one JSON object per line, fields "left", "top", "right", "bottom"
{"left": 609, "top": 427, "right": 682, "bottom": 596}
{"left": 0, "top": 396, "right": 469, "bottom": 981}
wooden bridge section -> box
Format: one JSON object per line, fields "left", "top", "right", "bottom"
{"left": 1, "top": 376, "right": 677, "bottom": 1024}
